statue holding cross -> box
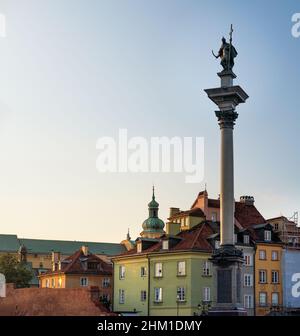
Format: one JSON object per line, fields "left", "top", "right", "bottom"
{"left": 212, "top": 25, "right": 238, "bottom": 71}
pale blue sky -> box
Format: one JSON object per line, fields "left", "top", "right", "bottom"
{"left": 0, "top": 0, "right": 299, "bottom": 242}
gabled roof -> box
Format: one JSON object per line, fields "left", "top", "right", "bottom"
{"left": 234, "top": 202, "right": 266, "bottom": 228}
{"left": 168, "top": 208, "right": 205, "bottom": 220}
{"left": 41, "top": 248, "right": 112, "bottom": 276}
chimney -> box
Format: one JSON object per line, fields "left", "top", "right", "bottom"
{"left": 81, "top": 246, "right": 89, "bottom": 256}
{"left": 51, "top": 251, "right": 61, "bottom": 271}
{"left": 169, "top": 207, "right": 180, "bottom": 218}
{"left": 240, "top": 196, "right": 255, "bottom": 206}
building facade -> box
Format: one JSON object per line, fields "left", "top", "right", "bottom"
{"left": 39, "top": 246, "right": 112, "bottom": 303}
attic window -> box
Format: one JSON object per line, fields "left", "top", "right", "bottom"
{"left": 243, "top": 235, "right": 250, "bottom": 245}
{"left": 162, "top": 240, "right": 169, "bottom": 250}
{"left": 88, "top": 262, "right": 98, "bottom": 270}
{"left": 137, "top": 242, "right": 142, "bottom": 253}
{"left": 264, "top": 230, "right": 272, "bottom": 242}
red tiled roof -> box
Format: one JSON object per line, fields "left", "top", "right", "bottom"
{"left": 234, "top": 202, "right": 266, "bottom": 228}
{"left": 41, "top": 249, "right": 112, "bottom": 276}
{"left": 168, "top": 208, "right": 205, "bottom": 220}
{"left": 116, "top": 222, "right": 214, "bottom": 257}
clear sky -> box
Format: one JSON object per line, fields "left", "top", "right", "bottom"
{"left": 0, "top": 0, "right": 299, "bottom": 243}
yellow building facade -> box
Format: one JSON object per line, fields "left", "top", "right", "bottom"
{"left": 255, "top": 242, "right": 283, "bottom": 316}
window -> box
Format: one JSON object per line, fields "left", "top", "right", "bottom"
{"left": 243, "top": 235, "right": 250, "bottom": 245}
{"left": 119, "top": 266, "right": 125, "bottom": 279}
{"left": 162, "top": 240, "right": 169, "bottom": 250}
{"left": 274, "top": 223, "right": 279, "bottom": 231}
{"left": 88, "top": 262, "right": 98, "bottom": 270}
{"left": 271, "top": 251, "right": 279, "bottom": 261}
{"left": 259, "top": 292, "right": 267, "bottom": 306}
{"left": 154, "top": 288, "right": 163, "bottom": 302}
{"left": 45, "top": 279, "right": 50, "bottom": 288}
{"left": 203, "top": 261, "right": 211, "bottom": 276}
{"left": 215, "top": 241, "right": 220, "bottom": 249}
{"left": 155, "top": 263, "right": 163, "bottom": 277}
{"left": 58, "top": 277, "right": 62, "bottom": 288}
{"left": 137, "top": 243, "right": 142, "bottom": 253}
{"left": 51, "top": 278, "right": 55, "bottom": 288}
{"left": 272, "top": 271, "right": 279, "bottom": 284}
{"left": 259, "top": 250, "right": 266, "bottom": 260}
{"left": 244, "top": 254, "right": 253, "bottom": 266}
{"left": 244, "top": 295, "right": 253, "bottom": 309}
{"left": 203, "top": 287, "right": 211, "bottom": 302}
{"left": 211, "top": 212, "right": 217, "bottom": 222}
{"left": 234, "top": 234, "right": 238, "bottom": 244}
{"left": 102, "top": 278, "right": 110, "bottom": 288}
{"left": 141, "top": 290, "right": 147, "bottom": 302}
{"left": 80, "top": 277, "right": 88, "bottom": 287}
{"left": 177, "top": 261, "right": 186, "bottom": 276}
{"left": 177, "top": 287, "right": 185, "bottom": 302}
{"left": 119, "top": 289, "right": 125, "bottom": 304}
{"left": 264, "top": 230, "right": 272, "bottom": 241}
{"left": 244, "top": 274, "right": 253, "bottom": 287}
{"left": 259, "top": 270, "right": 267, "bottom": 283}
{"left": 141, "top": 267, "right": 147, "bottom": 277}
{"left": 271, "top": 292, "right": 279, "bottom": 306}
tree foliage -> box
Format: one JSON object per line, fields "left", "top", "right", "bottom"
{"left": 0, "top": 254, "right": 33, "bottom": 288}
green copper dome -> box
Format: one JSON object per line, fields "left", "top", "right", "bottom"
{"left": 142, "top": 187, "right": 165, "bottom": 234}
{"left": 142, "top": 217, "right": 165, "bottom": 232}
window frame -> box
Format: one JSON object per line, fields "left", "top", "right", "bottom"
{"left": 259, "top": 292, "right": 267, "bottom": 307}
{"left": 177, "top": 261, "right": 186, "bottom": 276}
{"left": 259, "top": 250, "right": 267, "bottom": 260}
{"left": 271, "top": 270, "right": 279, "bottom": 284}
{"left": 80, "top": 277, "right": 88, "bottom": 287}
{"left": 119, "top": 289, "right": 125, "bottom": 304}
{"left": 177, "top": 287, "right": 186, "bottom": 302}
{"left": 259, "top": 270, "right": 267, "bottom": 284}
{"left": 154, "top": 262, "right": 163, "bottom": 278}
{"left": 203, "top": 287, "right": 211, "bottom": 302}
{"left": 264, "top": 230, "right": 272, "bottom": 242}
{"left": 154, "top": 287, "right": 163, "bottom": 303}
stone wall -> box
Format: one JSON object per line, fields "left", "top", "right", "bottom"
{"left": 0, "top": 284, "right": 114, "bottom": 316}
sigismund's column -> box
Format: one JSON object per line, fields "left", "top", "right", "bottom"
{"left": 204, "top": 26, "right": 249, "bottom": 315}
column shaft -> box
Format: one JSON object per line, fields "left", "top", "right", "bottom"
{"left": 220, "top": 126, "right": 234, "bottom": 246}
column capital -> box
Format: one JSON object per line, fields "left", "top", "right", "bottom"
{"left": 215, "top": 109, "right": 238, "bottom": 129}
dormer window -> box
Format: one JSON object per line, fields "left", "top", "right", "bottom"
{"left": 243, "top": 235, "right": 250, "bottom": 245}
{"left": 137, "top": 242, "right": 142, "bottom": 253}
{"left": 215, "top": 240, "right": 220, "bottom": 249}
{"left": 264, "top": 230, "right": 272, "bottom": 242}
{"left": 162, "top": 240, "right": 169, "bottom": 250}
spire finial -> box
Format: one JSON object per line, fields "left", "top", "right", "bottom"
{"left": 152, "top": 185, "right": 155, "bottom": 200}
{"left": 127, "top": 228, "right": 131, "bottom": 240}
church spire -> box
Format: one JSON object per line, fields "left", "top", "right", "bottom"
{"left": 141, "top": 187, "right": 165, "bottom": 239}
